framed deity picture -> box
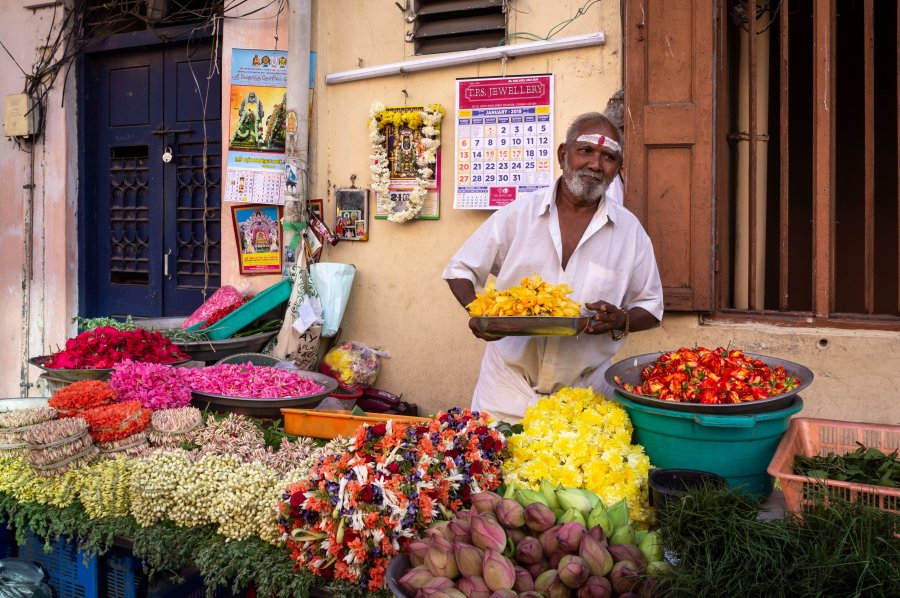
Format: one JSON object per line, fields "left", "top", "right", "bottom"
{"left": 231, "top": 204, "right": 283, "bottom": 275}
{"left": 335, "top": 188, "right": 369, "bottom": 241}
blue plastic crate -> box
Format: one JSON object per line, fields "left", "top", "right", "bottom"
{"left": 106, "top": 550, "right": 248, "bottom": 598}
{"left": 20, "top": 532, "right": 99, "bottom": 598}
{"left": 187, "top": 278, "right": 291, "bottom": 340}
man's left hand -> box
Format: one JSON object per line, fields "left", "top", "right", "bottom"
{"left": 583, "top": 300, "right": 626, "bottom": 335}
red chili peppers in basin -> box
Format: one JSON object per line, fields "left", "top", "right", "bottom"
{"left": 615, "top": 346, "right": 801, "bottom": 404}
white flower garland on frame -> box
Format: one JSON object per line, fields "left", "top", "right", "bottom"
{"left": 367, "top": 102, "right": 444, "bottom": 223}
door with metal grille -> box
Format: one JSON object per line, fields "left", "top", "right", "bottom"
{"left": 82, "top": 40, "right": 221, "bottom": 318}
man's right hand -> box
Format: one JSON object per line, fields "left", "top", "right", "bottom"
{"left": 468, "top": 318, "right": 503, "bottom": 342}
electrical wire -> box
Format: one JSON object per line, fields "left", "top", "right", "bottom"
{"left": 500, "top": 0, "right": 603, "bottom": 45}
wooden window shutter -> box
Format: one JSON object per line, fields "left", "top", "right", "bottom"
{"left": 623, "top": 0, "right": 715, "bottom": 311}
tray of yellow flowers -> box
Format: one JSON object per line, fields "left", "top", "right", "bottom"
{"left": 467, "top": 275, "right": 590, "bottom": 336}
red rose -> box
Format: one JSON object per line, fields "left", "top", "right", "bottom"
{"left": 289, "top": 491, "right": 305, "bottom": 507}
{"left": 371, "top": 423, "right": 387, "bottom": 436}
{"left": 469, "top": 461, "right": 483, "bottom": 475}
{"left": 387, "top": 463, "right": 400, "bottom": 474}
{"left": 358, "top": 485, "right": 374, "bottom": 503}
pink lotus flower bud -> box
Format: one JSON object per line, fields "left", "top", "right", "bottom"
{"left": 517, "top": 593, "right": 544, "bottom": 598}
{"left": 455, "top": 509, "right": 473, "bottom": 521}
{"left": 495, "top": 498, "right": 526, "bottom": 529}
{"left": 539, "top": 524, "right": 562, "bottom": 556}
{"left": 557, "top": 521, "right": 586, "bottom": 553}
{"left": 481, "top": 548, "right": 515, "bottom": 592}
{"left": 454, "top": 542, "right": 484, "bottom": 578}
{"left": 471, "top": 491, "right": 502, "bottom": 514}
{"left": 400, "top": 566, "right": 435, "bottom": 595}
{"left": 534, "top": 570, "right": 559, "bottom": 594}
{"left": 549, "top": 549, "right": 566, "bottom": 569}
{"left": 506, "top": 527, "right": 526, "bottom": 545}
{"left": 488, "top": 591, "right": 517, "bottom": 598}
{"left": 456, "top": 575, "right": 492, "bottom": 598}
{"left": 524, "top": 503, "right": 556, "bottom": 533}
{"left": 423, "top": 577, "right": 456, "bottom": 590}
{"left": 425, "top": 521, "right": 452, "bottom": 542}
{"left": 512, "top": 566, "right": 534, "bottom": 592}
{"left": 577, "top": 575, "right": 614, "bottom": 598}
{"left": 524, "top": 559, "right": 550, "bottom": 579}
{"left": 610, "top": 560, "right": 642, "bottom": 595}
{"left": 427, "top": 537, "right": 459, "bottom": 579}
{"left": 409, "top": 540, "right": 432, "bottom": 567}
{"left": 557, "top": 554, "right": 590, "bottom": 588}
{"left": 587, "top": 525, "right": 608, "bottom": 545}
{"left": 579, "top": 533, "right": 614, "bottom": 577}
{"left": 513, "top": 536, "right": 543, "bottom": 565}
{"left": 607, "top": 544, "right": 647, "bottom": 570}
{"left": 448, "top": 519, "right": 473, "bottom": 544}
{"left": 470, "top": 514, "right": 507, "bottom": 552}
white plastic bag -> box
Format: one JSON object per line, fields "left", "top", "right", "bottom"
{"left": 310, "top": 262, "right": 356, "bottom": 337}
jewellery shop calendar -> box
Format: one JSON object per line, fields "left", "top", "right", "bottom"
{"left": 453, "top": 75, "right": 554, "bottom": 209}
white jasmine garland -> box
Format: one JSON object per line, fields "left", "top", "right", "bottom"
{"left": 367, "top": 101, "right": 444, "bottom": 223}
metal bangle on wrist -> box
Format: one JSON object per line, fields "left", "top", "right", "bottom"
{"left": 610, "top": 308, "right": 630, "bottom": 341}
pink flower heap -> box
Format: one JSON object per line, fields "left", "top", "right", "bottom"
{"left": 109, "top": 361, "right": 192, "bottom": 410}
{"left": 278, "top": 408, "right": 506, "bottom": 591}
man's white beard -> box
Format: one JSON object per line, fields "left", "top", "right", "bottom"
{"left": 563, "top": 166, "right": 611, "bottom": 202}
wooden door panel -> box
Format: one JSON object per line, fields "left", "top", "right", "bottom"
{"left": 624, "top": 0, "right": 715, "bottom": 311}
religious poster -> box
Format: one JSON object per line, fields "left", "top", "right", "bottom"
{"left": 453, "top": 75, "right": 554, "bottom": 209}
{"left": 370, "top": 105, "right": 442, "bottom": 221}
{"left": 231, "top": 205, "right": 283, "bottom": 274}
{"left": 225, "top": 49, "right": 289, "bottom": 204}
{"left": 335, "top": 188, "right": 369, "bottom": 241}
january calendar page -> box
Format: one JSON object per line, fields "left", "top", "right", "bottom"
{"left": 453, "top": 75, "right": 554, "bottom": 210}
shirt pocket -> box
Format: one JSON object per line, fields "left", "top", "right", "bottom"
{"left": 583, "top": 262, "right": 627, "bottom": 308}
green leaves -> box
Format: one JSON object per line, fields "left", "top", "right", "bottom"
{"left": 793, "top": 442, "right": 900, "bottom": 488}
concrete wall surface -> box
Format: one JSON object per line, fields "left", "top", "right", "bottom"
{"left": 0, "top": 1, "right": 896, "bottom": 427}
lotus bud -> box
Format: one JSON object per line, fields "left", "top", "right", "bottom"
{"left": 540, "top": 478, "right": 560, "bottom": 509}
{"left": 481, "top": 511, "right": 500, "bottom": 525}
{"left": 419, "top": 590, "right": 468, "bottom": 598}
{"left": 605, "top": 499, "right": 630, "bottom": 532}
{"left": 455, "top": 509, "right": 473, "bottom": 521}
{"left": 635, "top": 529, "right": 649, "bottom": 543}
{"left": 609, "top": 523, "right": 636, "bottom": 546}
{"left": 587, "top": 501, "right": 613, "bottom": 536}
{"left": 427, "top": 537, "right": 459, "bottom": 579}
{"left": 538, "top": 524, "right": 561, "bottom": 556}
{"left": 638, "top": 575, "right": 660, "bottom": 598}
{"left": 470, "top": 515, "right": 507, "bottom": 552}
{"left": 489, "top": 591, "right": 517, "bottom": 598}
{"left": 502, "top": 479, "right": 518, "bottom": 499}
{"left": 518, "top": 593, "right": 543, "bottom": 598}
{"left": 454, "top": 542, "right": 485, "bottom": 578}
{"left": 533, "top": 570, "right": 558, "bottom": 593}
{"left": 496, "top": 499, "right": 526, "bottom": 529}
{"left": 524, "top": 502, "right": 556, "bottom": 534}
{"left": 400, "top": 566, "right": 435, "bottom": 595}
{"left": 546, "top": 577, "right": 572, "bottom": 598}
{"left": 512, "top": 536, "right": 542, "bottom": 565}
{"left": 456, "top": 575, "right": 492, "bottom": 598}
{"left": 617, "top": 594, "right": 641, "bottom": 598}
{"left": 409, "top": 540, "right": 432, "bottom": 567}
{"left": 524, "top": 559, "right": 549, "bottom": 579}
{"left": 506, "top": 528, "right": 526, "bottom": 545}
{"left": 607, "top": 544, "right": 647, "bottom": 570}
{"left": 472, "top": 492, "right": 502, "bottom": 514}
{"left": 577, "top": 575, "right": 613, "bottom": 598}
{"left": 512, "top": 567, "right": 534, "bottom": 592}
{"left": 424, "top": 577, "right": 456, "bottom": 589}
{"left": 557, "top": 554, "right": 590, "bottom": 589}
{"left": 515, "top": 488, "right": 549, "bottom": 508}
{"left": 609, "top": 560, "right": 642, "bottom": 595}
{"left": 556, "top": 489, "right": 593, "bottom": 518}
{"left": 586, "top": 525, "right": 607, "bottom": 546}
{"left": 558, "top": 507, "right": 588, "bottom": 527}
{"left": 571, "top": 488, "right": 601, "bottom": 510}
{"left": 482, "top": 548, "right": 516, "bottom": 592}
{"left": 556, "top": 521, "right": 587, "bottom": 553}
{"left": 438, "top": 591, "right": 468, "bottom": 598}
{"left": 646, "top": 560, "right": 670, "bottom": 576}
{"left": 449, "top": 519, "right": 473, "bottom": 544}
{"left": 579, "top": 533, "right": 614, "bottom": 577}
{"left": 426, "top": 521, "right": 452, "bottom": 541}
{"left": 639, "top": 531, "right": 664, "bottom": 563}
{"left": 548, "top": 549, "right": 566, "bottom": 569}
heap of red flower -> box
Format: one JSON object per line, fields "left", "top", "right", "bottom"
{"left": 616, "top": 346, "right": 801, "bottom": 404}
{"left": 278, "top": 408, "right": 505, "bottom": 591}
{"left": 199, "top": 296, "right": 253, "bottom": 329}
{"left": 43, "top": 327, "right": 188, "bottom": 370}
{"left": 49, "top": 380, "right": 117, "bottom": 417}
{"left": 80, "top": 400, "right": 151, "bottom": 443}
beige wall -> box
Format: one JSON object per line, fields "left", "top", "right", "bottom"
{"left": 1, "top": 1, "right": 897, "bottom": 426}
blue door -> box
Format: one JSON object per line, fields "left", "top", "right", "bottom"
{"left": 82, "top": 40, "right": 222, "bottom": 318}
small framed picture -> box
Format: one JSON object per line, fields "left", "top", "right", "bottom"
{"left": 335, "top": 188, "right": 369, "bottom": 241}
{"left": 231, "top": 204, "right": 283, "bottom": 275}
{"left": 308, "top": 198, "right": 324, "bottom": 221}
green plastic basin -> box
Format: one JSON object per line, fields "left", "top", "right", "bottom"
{"left": 612, "top": 393, "right": 804, "bottom": 498}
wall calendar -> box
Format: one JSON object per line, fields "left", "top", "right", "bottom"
{"left": 453, "top": 75, "right": 554, "bottom": 210}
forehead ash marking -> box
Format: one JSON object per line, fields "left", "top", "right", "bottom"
{"left": 575, "top": 133, "right": 621, "bottom": 154}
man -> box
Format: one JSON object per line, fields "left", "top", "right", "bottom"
{"left": 443, "top": 112, "right": 664, "bottom": 422}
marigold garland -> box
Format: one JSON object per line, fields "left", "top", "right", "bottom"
{"left": 368, "top": 102, "right": 443, "bottom": 223}
{"left": 502, "top": 387, "right": 654, "bottom": 526}
{"left": 49, "top": 380, "right": 117, "bottom": 416}
{"left": 80, "top": 401, "right": 151, "bottom": 443}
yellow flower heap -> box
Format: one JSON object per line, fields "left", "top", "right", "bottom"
{"left": 467, "top": 275, "right": 581, "bottom": 317}
{"left": 503, "top": 388, "right": 653, "bottom": 526}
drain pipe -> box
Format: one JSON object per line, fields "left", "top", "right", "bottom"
{"left": 283, "top": 0, "right": 311, "bottom": 223}
{"left": 20, "top": 137, "right": 36, "bottom": 396}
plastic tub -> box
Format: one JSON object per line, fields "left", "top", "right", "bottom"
{"left": 612, "top": 393, "right": 804, "bottom": 498}
{"left": 188, "top": 278, "right": 291, "bottom": 340}
{"left": 648, "top": 468, "right": 728, "bottom": 510}
{"left": 281, "top": 408, "right": 430, "bottom": 439}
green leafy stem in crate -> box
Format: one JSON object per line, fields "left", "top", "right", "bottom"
{"left": 793, "top": 442, "right": 900, "bottom": 488}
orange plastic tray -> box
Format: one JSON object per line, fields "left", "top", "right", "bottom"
{"left": 767, "top": 417, "right": 900, "bottom": 514}
{"left": 281, "top": 408, "right": 431, "bottom": 439}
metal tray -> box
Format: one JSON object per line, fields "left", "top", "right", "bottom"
{"left": 174, "top": 330, "right": 278, "bottom": 364}
{"left": 190, "top": 370, "right": 338, "bottom": 418}
{"left": 470, "top": 315, "right": 589, "bottom": 337}
{"left": 605, "top": 351, "right": 814, "bottom": 414}
{"left": 28, "top": 356, "right": 191, "bottom": 382}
